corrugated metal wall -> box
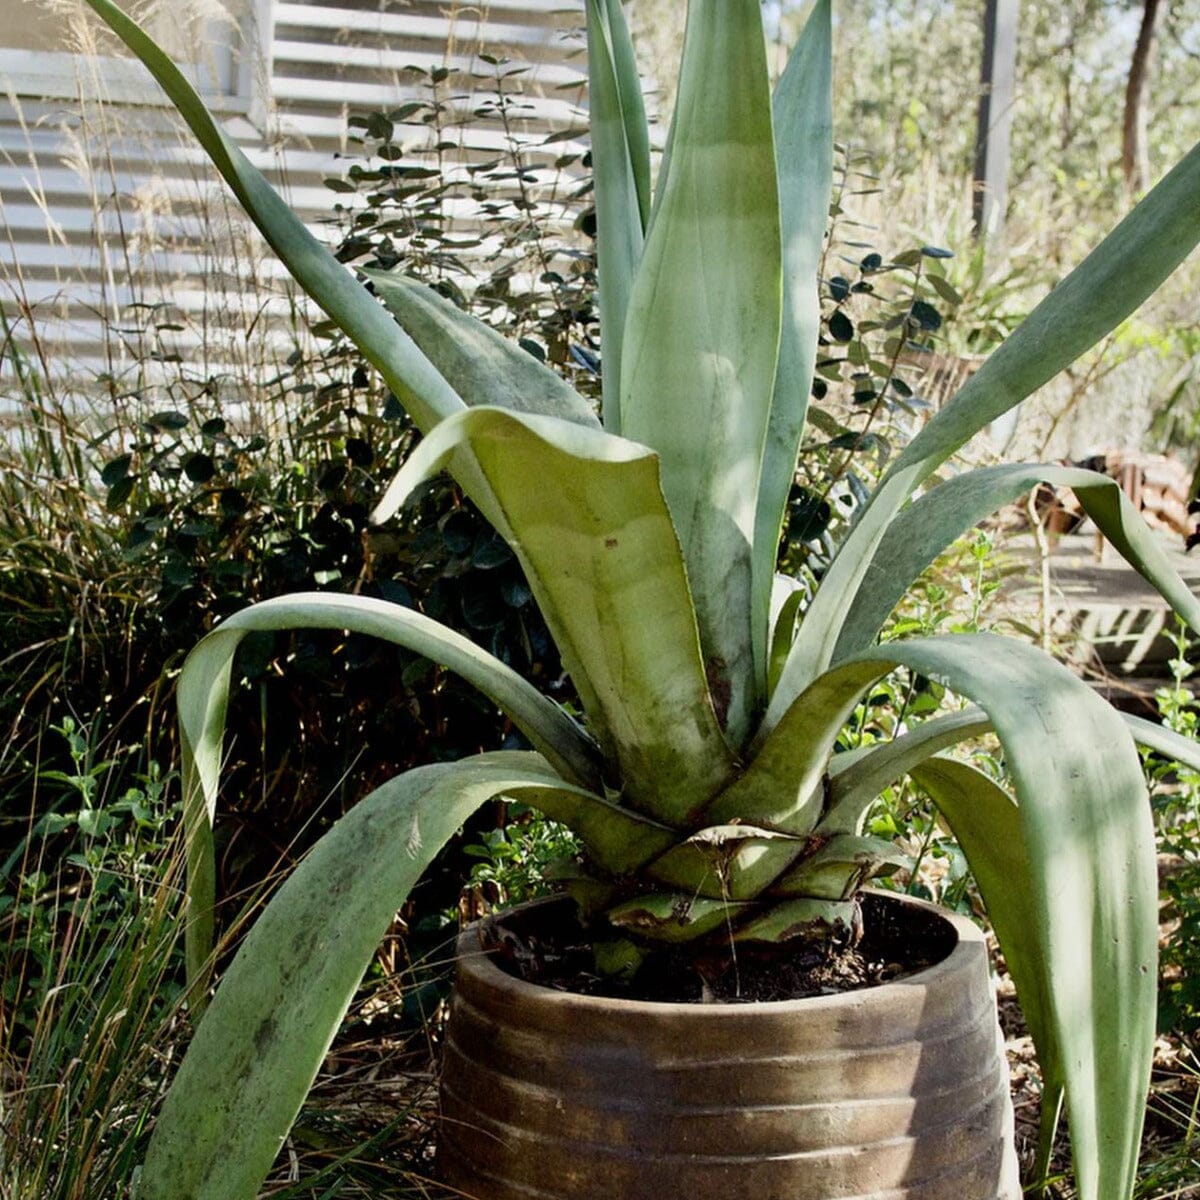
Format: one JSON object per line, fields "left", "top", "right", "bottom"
{"left": 0, "top": 0, "right": 588, "bottom": 395}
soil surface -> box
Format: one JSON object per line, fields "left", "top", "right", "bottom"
{"left": 483, "top": 892, "right": 956, "bottom": 1004}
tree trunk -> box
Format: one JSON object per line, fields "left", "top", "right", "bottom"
{"left": 1123, "top": 0, "right": 1162, "bottom": 196}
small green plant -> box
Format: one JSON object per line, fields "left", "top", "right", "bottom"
{"left": 0, "top": 821, "right": 186, "bottom": 1200}
{"left": 80, "top": 1, "right": 1200, "bottom": 1197}
{"left": 34, "top": 718, "right": 175, "bottom": 862}
{"left": 1144, "top": 621, "right": 1200, "bottom": 1042}
{"left": 460, "top": 805, "right": 580, "bottom": 910}
{"left": 1, "top": 718, "right": 179, "bottom": 1050}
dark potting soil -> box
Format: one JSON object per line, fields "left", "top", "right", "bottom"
{"left": 483, "top": 892, "right": 957, "bottom": 1004}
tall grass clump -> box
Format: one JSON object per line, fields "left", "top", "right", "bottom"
{"left": 0, "top": 760, "right": 186, "bottom": 1200}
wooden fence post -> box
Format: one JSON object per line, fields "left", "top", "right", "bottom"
{"left": 973, "top": 0, "right": 1019, "bottom": 240}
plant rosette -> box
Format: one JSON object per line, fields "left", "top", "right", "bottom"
{"left": 80, "top": 2, "right": 1200, "bottom": 1198}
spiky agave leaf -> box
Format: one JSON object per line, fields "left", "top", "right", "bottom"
{"left": 373, "top": 406, "right": 735, "bottom": 824}
{"left": 753, "top": 0, "right": 834, "bottom": 698}
{"left": 834, "top": 463, "right": 1200, "bottom": 660}
{"left": 621, "top": 0, "right": 782, "bottom": 745}
{"left": 759, "top": 634, "right": 1155, "bottom": 1200}
{"left": 139, "top": 753, "right": 612, "bottom": 1200}
{"left": 363, "top": 268, "right": 600, "bottom": 429}
{"left": 585, "top": 0, "right": 650, "bottom": 431}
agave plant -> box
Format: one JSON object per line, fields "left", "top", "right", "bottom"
{"left": 81, "top": 1, "right": 1200, "bottom": 1198}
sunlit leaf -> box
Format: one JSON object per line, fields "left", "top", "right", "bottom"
{"left": 752, "top": 0, "right": 833, "bottom": 698}
{"left": 823, "top": 705, "right": 991, "bottom": 834}
{"left": 585, "top": 0, "right": 650, "bottom": 430}
{"left": 763, "top": 633, "right": 1155, "bottom": 1200}
{"left": 621, "top": 0, "right": 782, "bottom": 746}
{"left": 373, "top": 406, "right": 735, "bottom": 824}
{"left": 835, "top": 464, "right": 1200, "bottom": 658}
{"left": 364, "top": 269, "right": 599, "bottom": 427}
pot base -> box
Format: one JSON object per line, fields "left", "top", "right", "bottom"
{"left": 438, "top": 894, "right": 1022, "bottom": 1200}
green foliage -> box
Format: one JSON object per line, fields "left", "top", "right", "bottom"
{"left": 0, "top": 62, "right": 609, "bottom": 1197}
{"left": 5, "top": 362, "right": 569, "bottom": 942}
{"left": 330, "top": 58, "right": 601, "bottom": 404}
{"left": 0, "top": 714, "right": 186, "bottom": 1200}
{"left": 1, "top": 719, "right": 179, "bottom": 1046}
{"left": 461, "top": 805, "right": 580, "bottom": 910}
{"left": 0, "top": 874, "right": 186, "bottom": 1200}
{"left": 777, "top": 147, "right": 969, "bottom": 594}
{"left": 1145, "top": 622, "right": 1200, "bottom": 1042}
{"left": 33, "top": 719, "right": 175, "bottom": 883}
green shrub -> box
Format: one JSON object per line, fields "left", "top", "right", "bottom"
{"left": 1145, "top": 622, "right": 1200, "bottom": 1042}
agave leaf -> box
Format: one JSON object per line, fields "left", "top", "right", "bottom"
{"left": 176, "top": 591, "right": 605, "bottom": 990}
{"left": 835, "top": 463, "right": 1200, "bottom": 659}
{"left": 705, "top": 660, "right": 883, "bottom": 835}
{"left": 769, "top": 576, "right": 809, "bottom": 694}
{"left": 363, "top": 269, "right": 599, "bottom": 427}
{"left": 607, "top": 892, "right": 751, "bottom": 942}
{"left": 176, "top": 627, "right": 238, "bottom": 999}
{"left": 773, "top": 140, "right": 1200, "bottom": 718}
{"left": 139, "top": 753, "right": 592, "bottom": 1200}
{"left": 899, "top": 139, "right": 1200, "bottom": 481}
{"left": 822, "top": 706, "right": 993, "bottom": 834}
{"left": 373, "top": 406, "right": 735, "bottom": 824}
{"left": 1124, "top": 710, "right": 1200, "bottom": 771}
{"left": 734, "top": 897, "right": 859, "bottom": 944}
{"left": 770, "top": 834, "right": 905, "bottom": 899}
{"left": 645, "top": 824, "right": 807, "bottom": 901}
{"left": 535, "top": 788, "right": 679, "bottom": 874}
{"left": 643, "top": 823, "right": 899, "bottom": 907}
{"left": 82, "top": 0, "right": 462, "bottom": 435}
{"left": 825, "top": 705, "right": 1199, "bottom": 838}
{"left": 850, "top": 636, "right": 1153, "bottom": 1200}
{"left": 906, "top": 757, "right": 1063, "bottom": 1190}
{"left": 620, "top": 0, "right": 783, "bottom": 745}
{"left": 686, "top": 823, "right": 795, "bottom": 846}
{"left": 585, "top": 0, "right": 650, "bottom": 431}
{"left": 753, "top": 0, "right": 833, "bottom": 679}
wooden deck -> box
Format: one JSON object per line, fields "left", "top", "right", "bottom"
{"left": 1001, "top": 529, "right": 1200, "bottom": 710}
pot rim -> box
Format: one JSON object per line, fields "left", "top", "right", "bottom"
{"left": 452, "top": 889, "right": 986, "bottom": 1018}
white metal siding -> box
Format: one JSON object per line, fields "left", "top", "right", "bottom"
{"left": 0, "top": 1, "right": 587, "bottom": 394}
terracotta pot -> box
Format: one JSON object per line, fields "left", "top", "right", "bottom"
{"left": 438, "top": 893, "right": 1021, "bottom": 1200}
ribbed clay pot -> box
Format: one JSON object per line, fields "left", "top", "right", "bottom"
{"left": 438, "top": 893, "right": 1021, "bottom": 1200}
